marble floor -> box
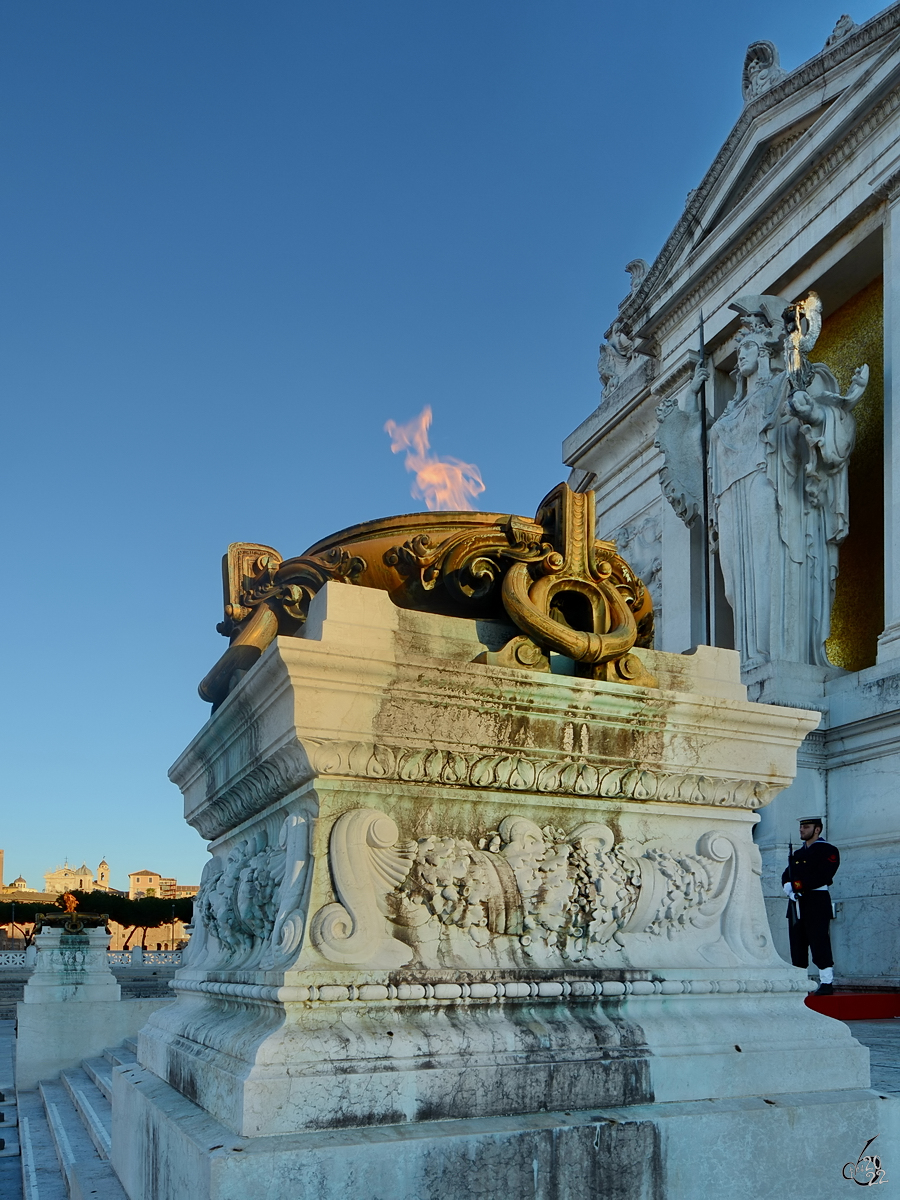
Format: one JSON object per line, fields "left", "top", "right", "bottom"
{"left": 852, "top": 1019, "right": 900, "bottom": 1096}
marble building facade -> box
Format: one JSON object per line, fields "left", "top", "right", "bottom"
{"left": 564, "top": 8, "right": 900, "bottom": 987}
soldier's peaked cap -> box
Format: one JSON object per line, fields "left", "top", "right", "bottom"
{"left": 799, "top": 816, "right": 824, "bottom": 824}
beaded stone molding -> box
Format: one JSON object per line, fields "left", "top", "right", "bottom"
{"left": 172, "top": 974, "right": 813, "bottom": 1007}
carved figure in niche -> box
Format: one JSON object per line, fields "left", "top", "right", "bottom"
{"left": 660, "top": 292, "right": 868, "bottom": 668}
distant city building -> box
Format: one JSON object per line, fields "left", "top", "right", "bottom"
{"left": 128, "top": 870, "right": 198, "bottom": 900}
{"left": 0, "top": 850, "right": 198, "bottom": 909}
{"left": 43, "top": 858, "right": 113, "bottom": 894}
{"left": 0, "top": 850, "right": 198, "bottom": 951}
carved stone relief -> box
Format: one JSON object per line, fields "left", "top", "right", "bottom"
{"left": 625, "top": 258, "right": 649, "bottom": 296}
{"left": 655, "top": 390, "right": 703, "bottom": 525}
{"left": 185, "top": 806, "right": 314, "bottom": 970}
{"left": 310, "top": 808, "right": 415, "bottom": 968}
{"left": 596, "top": 260, "right": 655, "bottom": 402}
{"left": 742, "top": 42, "right": 786, "bottom": 103}
{"left": 609, "top": 509, "right": 662, "bottom": 636}
{"left": 310, "top": 807, "right": 773, "bottom": 970}
{"left": 656, "top": 290, "right": 869, "bottom": 669}
{"left": 598, "top": 319, "right": 636, "bottom": 393}
{"left": 303, "top": 739, "right": 775, "bottom": 809}
{"left": 825, "top": 15, "right": 858, "bottom": 47}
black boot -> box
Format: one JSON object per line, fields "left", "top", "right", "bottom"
{"left": 813, "top": 982, "right": 834, "bottom": 996}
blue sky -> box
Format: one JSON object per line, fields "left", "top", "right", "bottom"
{"left": 1, "top": 2, "right": 883, "bottom": 891}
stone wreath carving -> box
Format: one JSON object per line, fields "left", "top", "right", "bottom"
{"left": 199, "top": 482, "right": 656, "bottom": 707}
{"left": 310, "top": 808, "right": 763, "bottom": 970}
{"left": 185, "top": 812, "right": 313, "bottom": 970}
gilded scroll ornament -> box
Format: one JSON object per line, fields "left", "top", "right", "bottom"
{"left": 200, "top": 483, "right": 655, "bottom": 706}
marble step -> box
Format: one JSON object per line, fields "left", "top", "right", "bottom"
{"left": 103, "top": 1044, "right": 136, "bottom": 1070}
{"left": 0, "top": 1125, "right": 21, "bottom": 1157}
{"left": 81, "top": 1057, "right": 114, "bottom": 1104}
{"left": 60, "top": 1067, "right": 112, "bottom": 1159}
{"left": 68, "top": 1159, "right": 129, "bottom": 1200}
{"left": 37, "top": 1076, "right": 128, "bottom": 1200}
{"left": 121, "top": 1038, "right": 138, "bottom": 1057}
{"left": 16, "top": 1091, "right": 68, "bottom": 1200}
{"left": 38, "top": 1079, "right": 101, "bottom": 1193}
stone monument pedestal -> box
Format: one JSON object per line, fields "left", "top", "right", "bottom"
{"left": 109, "top": 583, "right": 899, "bottom": 1198}
{"left": 16, "top": 924, "right": 171, "bottom": 1090}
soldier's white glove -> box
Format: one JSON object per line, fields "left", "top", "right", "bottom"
{"left": 783, "top": 882, "right": 797, "bottom": 899}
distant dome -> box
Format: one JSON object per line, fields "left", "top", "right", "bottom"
{"left": 12, "top": 876, "right": 27, "bottom": 888}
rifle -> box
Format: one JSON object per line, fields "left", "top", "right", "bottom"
{"left": 787, "top": 841, "right": 800, "bottom": 926}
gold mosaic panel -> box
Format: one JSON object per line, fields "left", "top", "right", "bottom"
{"left": 814, "top": 277, "right": 884, "bottom": 672}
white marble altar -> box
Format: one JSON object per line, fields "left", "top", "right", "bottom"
{"left": 111, "top": 583, "right": 896, "bottom": 1199}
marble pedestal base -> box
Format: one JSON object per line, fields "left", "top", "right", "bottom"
{"left": 15, "top": 925, "right": 174, "bottom": 1088}
{"left": 112, "top": 1062, "right": 898, "bottom": 1200}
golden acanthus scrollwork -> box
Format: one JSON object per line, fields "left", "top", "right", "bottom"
{"left": 199, "top": 482, "right": 655, "bottom": 707}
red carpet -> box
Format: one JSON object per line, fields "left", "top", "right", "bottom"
{"left": 805, "top": 992, "right": 900, "bottom": 1020}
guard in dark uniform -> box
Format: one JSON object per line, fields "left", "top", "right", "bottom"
{"left": 781, "top": 816, "right": 840, "bottom": 995}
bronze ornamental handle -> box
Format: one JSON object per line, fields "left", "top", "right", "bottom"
{"left": 501, "top": 562, "right": 637, "bottom": 665}
{"left": 198, "top": 602, "right": 279, "bottom": 705}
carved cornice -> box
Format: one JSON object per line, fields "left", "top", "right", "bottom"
{"left": 620, "top": 24, "right": 900, "bottom": 334}
{"left": 872, "top": 165, "right": 900, "bottom": 199}
{"left": 186, "top": 735, "right": 783, "bottom": 842}
{"left": 651, "top": 359, "right": 696, "bottom": 403}
{"left": 188, "top": 742, "right": 315, "bottom": 841}
{"left": 306, "top": 739, "right": 777, "bottom": 810}
{"left": 645, "top": 84, "right": 900, "bottom": 349}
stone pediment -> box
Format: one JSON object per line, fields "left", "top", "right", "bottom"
{"left": 621, "top": 4, "right": 900, "bottom": 329}
{"left": 702, "top": 103, "right": 835, "bottom": 232}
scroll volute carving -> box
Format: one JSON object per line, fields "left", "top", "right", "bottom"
{"left": 310, "top": 808, "right": 415, "bottom": 968}
{"left": 200, "top": 483, "right": 656, "bottom": 706}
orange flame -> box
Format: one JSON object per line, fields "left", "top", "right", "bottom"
{"left": 384, "top": 406, "right": 485, "bottom": 511}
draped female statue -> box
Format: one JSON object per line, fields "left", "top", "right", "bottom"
{"left": 657, "top": 293, "right": 868, "bottom": 669}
